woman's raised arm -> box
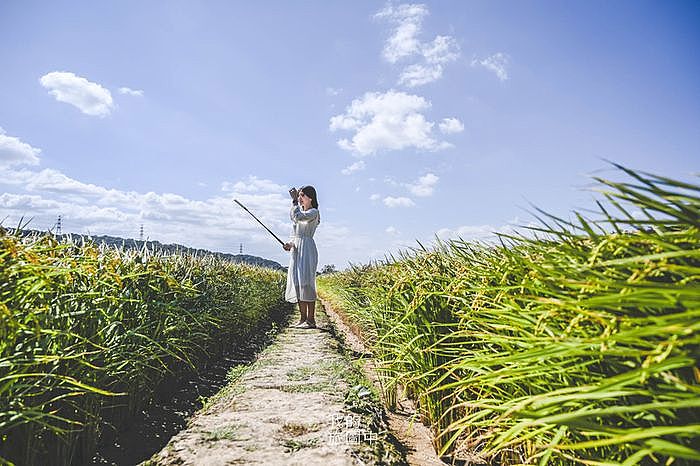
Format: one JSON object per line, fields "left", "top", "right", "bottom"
{"left": 290, "top": 205, "right": 319, "bottom": 222}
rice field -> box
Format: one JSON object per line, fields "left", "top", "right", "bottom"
{"left": 0, "top": 233, "right": 290, "bottom": 465}
{"left": 318, "top": 166, "right": 699, "bottom": 465}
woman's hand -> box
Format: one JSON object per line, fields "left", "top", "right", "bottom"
{"left": 283, "top": 242, "right": 293, "bottom": 251}
{"left": 289, "top": 187, "right": 299, "bottom": 202}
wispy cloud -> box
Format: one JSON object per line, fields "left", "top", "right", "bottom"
{"left": 383, "top": 196, "right": 415, "bottom": 208}
{"left": 432, "top": 219, "right": 537, "bottom": 245}
{"left": 405, "top": 173, "right": 439, "bottom": 197}
{"left": 383, "top": 172, "right": 438, "bottom": 197}
{"left": 118, "top": 86, "right": 144, "bottom": 97}
{"left": 222, "top": 175, "right": 287, "bottom": 193}
{"left": 39, "top": 71, "right": 114, "bottom": 117}
{"left": 5, "top": 167, "right": 113, "bottom": 198}
{"left": 438, "top": 117, "right": 464, "bottom": 134}
{"left": 0, "top": 128, "right": 41, "bottom": 167}
{"left": 374, "top": 3, "right": 428, "bottom": 63}
{"left": 398, "top": 63, "right": 442, "bottom": 88}
{"left": 376, "top": 3, "right": 460, "bottom": 87}
{"left": 398, "top": 36, "right": 460, "bottom": 87}
{"left": 369, "top": 193, "right": 381, "bottom": 201}
{"left": 385, "top": 226, "right": 400, "bottom": 235}
{"left": 422, "top": 35, "right": 460, "bottom": 65}
{"left": 329, "top": 90, "right": 453, "bottom": 155}
{"left": 434, "top": 224, "right": 512, "bottom": 243}
{"left": 471, "top": 53, "right": 510, "bottom": 82}
{"left": 341, "top": 160, "right": 366, "bottom": 175}
{"left": 326, "top": 87, "right": 342, "bottom": 96}
{"left": 383, "top": 175, "right": 400, "bottom": 187}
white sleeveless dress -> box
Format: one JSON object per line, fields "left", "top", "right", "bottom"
{"left": 285, "top": 205, "right": 319, "bottom": 303}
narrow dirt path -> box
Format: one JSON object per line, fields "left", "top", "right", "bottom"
{"left": 147, "top": 304, "right": 405, "bottom": 466}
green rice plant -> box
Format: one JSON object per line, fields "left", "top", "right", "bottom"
{"left": 0, "top": 232, "right": 290, "bottom": 465}
{"left": 318, "top": 165, "right": 699, "bottom": 465}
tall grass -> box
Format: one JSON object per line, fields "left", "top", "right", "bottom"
{"left": 319, "top": 165, "right": 699, "bottom": 465}
{"left": 0, "top": 233, "right": 290, "bottom": 465}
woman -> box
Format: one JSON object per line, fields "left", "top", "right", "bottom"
{"left": 283, "top": 185, "right": 320, "bottom": 329}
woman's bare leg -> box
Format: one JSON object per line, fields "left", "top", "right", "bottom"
{"left": 297, "top": 302, "right": 307, "bottom": 325}
{"left": 306, "top": 301, "right": 316, "bottom": 325}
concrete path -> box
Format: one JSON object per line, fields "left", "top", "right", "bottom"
{"left": 148, "top": 305, "right": 405, "bottom": 466}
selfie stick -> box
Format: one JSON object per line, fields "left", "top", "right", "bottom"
{"left": 233, "top": 199, "right": 285, "bottom": 246}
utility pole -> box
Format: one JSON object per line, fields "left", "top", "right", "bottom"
{"left": 56, "top": 215, "right": 62, "bottom": 236}
{"left": 239, "top": 243, "right": 243, "bottom": 254}
{"left": 139, "top": 224, "right": 144, "bottom": 242}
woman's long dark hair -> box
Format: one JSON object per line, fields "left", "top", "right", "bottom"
{"left": 300, "top": 185, "right": 319, "bottom": 209}
{"left": 300, "top": 185, "right": 320, "bottom": 223}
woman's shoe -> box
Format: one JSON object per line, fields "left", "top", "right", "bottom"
{"left": 305, "top": 320, "right": 317, "bottom": 329}
{"left": 293, "top": 321, "right": 305, "bottom": 328}
{"left": 298, "top": 321, "right": 316, "bottom": 329}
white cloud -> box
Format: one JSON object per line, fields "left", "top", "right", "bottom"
{"left": 374, "top": 3, "right": 428, "bottom": 63}
{"left": 435, "top": 224, "right": 496, "bottom": 241}
{"left": 118, "top": 87, "right": 144, "bottom": 97}
{"left": 27, "top": 169, "right": 109, "bottom": 196}
{"left": 383, "top": 176, "right": 399, "bottom": 187}
{"left": 384, "top": 172, "right": 438, "bottom": 197}
{"left": 222, "top": 175, "right": 287, "bottom": 193}
{"left": 439, "top": 118, "right": 464, "bottom": 134}
{"left": 0, "top": 193, "right": 60, "bottom": 211}
{"left": 0, "top": 162, "right": 394, "bottom": 268}
{"left": 325, "top": 87, "right": 342, "bottom": 96}
{"left": 375, "top": 4, "right": 460, "bottom": 87}
{"left": 0, "top": 128, "right": 41, "bottom": 166}
{"left": 313, "top": 221, "right": 380, "bottom": 268}
{"left": 341, "top": 160, "right": 366, "bottom": 175}
{"left": 433, "top": 222, "right": 524, "bottom": 244}
{"left": 0, "top": 165, "right": 299, "bottom": 260}
{"left": 39, "top": 71, "right": 115, "bottom": 117}
{"left": 471, "top": 53, "right": 510, "bottom": 81}
{"left": 385, "top": 226, "right": 400, "bottom": 235}
{"left": 405, "top": 173, "right": 438, "bottom": 197}
{"left": 423, "top": 35, "right": 460, "bottom": 65}
{"left": 329, "top": 90, "right": 453, "bottom": 155}
{"left": 383, "top": 196, "right": 415, "bottom": 208}
{"left": 398, "top": 64, "right": 444, "bottom": 88}
{"left": 369, "top": 193, "right": 381, "bottom": 201}
{"left": 1, "top": 167, "right": 149, "bottom": 211}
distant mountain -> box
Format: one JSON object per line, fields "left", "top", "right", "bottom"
{"left": 16, "top": 229, "right": 284, "bottom": 270}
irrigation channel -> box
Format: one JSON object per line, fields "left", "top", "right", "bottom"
{"left": 89, "top": 311, "right": 289, "bottom": 465}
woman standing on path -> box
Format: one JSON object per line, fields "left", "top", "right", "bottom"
{"left": 283, "top": 185, "right": 320, "bottom": 329}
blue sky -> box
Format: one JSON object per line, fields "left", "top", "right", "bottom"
{"left": 1, "top": 1, "right": 698, "bottom": 268}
